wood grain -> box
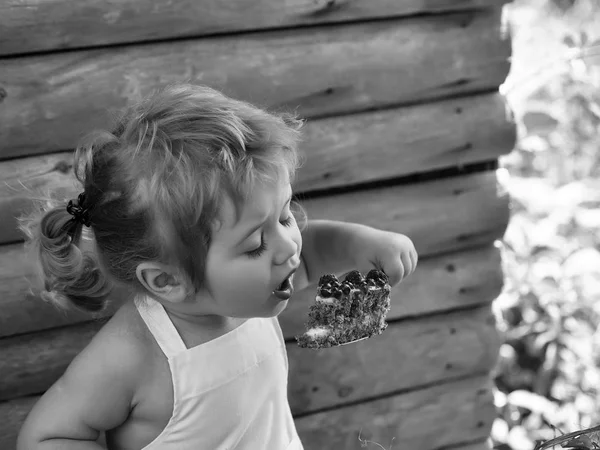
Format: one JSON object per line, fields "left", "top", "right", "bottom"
{"left": 0, "top": 92, "right": 516, "bottom": 245}
{"left": 0, "top": 241, "right": 503, "bottom": 339}
{"left": 0, "top": 372, "right": 495, "bottom": 450}
{"left": 0, "top": 0, "right": 510, "bottom": 57}
{"left": 287, "top": 305, "right": 500, "bottom": 413}
{"left": 284, "top": 244, "right": 504, "bottom": 333}
{"left": 0, "top": 298, "right": 500, "bottom": 403}
{"left": 449, "top": 442, "right": 493, "bottom": 450}
{"left": 295, "top": 376, "right": 496, "bottom": 450}
{"left": 454, "top": 439, "right": 492, "bottom": 450}
{"left": 0, "top": 395, "right": 36, "bottom": 450}
{"left": 0, "top": 9, "right": 510, "bottom": 160}
{"left": 0, "top": 169, "right": 509, "bottom": 337}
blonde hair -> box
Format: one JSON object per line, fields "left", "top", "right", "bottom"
{"left": 18, "top": 83, "right": 307, "bottom": 314}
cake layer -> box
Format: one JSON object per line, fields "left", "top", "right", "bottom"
{"left": 296, "top": 269, "right": 391, "bottom": 349}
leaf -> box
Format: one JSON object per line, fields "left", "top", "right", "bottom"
{"left": 534, "top": 424, "right": 600, "bottom": 450}
{"left": 522, "top": 110, "right": 560, "bottom": 134}
{"left": 508, "top": 389, "right": 559, "bottom": 416}
{"left": 563, "top": 248, "right": 600, "bottom": 277}
{"left": 492, "top": 417, "right": 510, "bottom": 444}
{"left": 506, "top": 177, "right": 557, "bottom": 216}
{"left": 508, "top": 425, "right": 536, "bottom": 450}
{"left": 563, "top": 433, "right": 594, "bottom": 449}
{"left": 564, "top": 35, "right": 578, "bottom": 48}
{"left": 519, "top": 134, "right": 552, "bottom": 152}
{"left": 556, "top": 181, "right": 600, "bottom": 209}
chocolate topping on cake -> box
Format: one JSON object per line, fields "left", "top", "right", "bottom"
{"left": 343, "top": 269, "right": 364, "bottom": 285}
{"left": 296, "top": 268, "right": 392, "bottom": 349}
{"left": 318, "top": 274, "right": 339, "bottom": 286}
{"left": 366, "top": 269, "right": 388, "bottom": 284}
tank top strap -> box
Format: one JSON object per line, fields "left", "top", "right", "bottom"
{"left": 134, "top": 295, "right": 187, "bottom": 359}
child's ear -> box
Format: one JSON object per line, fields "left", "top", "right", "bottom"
{"left": 136, "top": 262, "right": 188, "bottom": 303}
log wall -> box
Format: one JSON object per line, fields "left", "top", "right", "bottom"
{"left": 0, "top": 1, "right": 515, "bottom": 449}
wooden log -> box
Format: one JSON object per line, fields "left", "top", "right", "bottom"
{"left": 0, "top": 374, "right": 495, "bottom": 450}
{"left": 287, "top": 305, "right": 500, "bottom": 413}
{"left": 284, "top": 244, "right": 504, "bottom": 333}
{"left": 0, "top": 0, "right": 510, "bottom": 57}
{"left": 0, "top": 154, "right": 78, "bottom": 245}
{"left": 0, "top": 302, "right": 500, "bottom": 403}
{"left": 0, "top": 169, "right": 509, "bottom": 337}
{"left": 0, "top": 321, "right": 101, "bottom": 402}
{"left": 295, "top": 376, "right": 496, "bottom": 450}
{"left": 0, "top": 92, "right": 516, "bottom": 245}
{"left": 448, "top": 442, "right": 492, "bottom": 450}
{"left": 0, "top": 241, "right": 503, "bottom": 340}
{"left": 461, "top": 441, "right": 493, "bottom": 450}
{"left": 0, "top": 395, "right": 37, "bottom": 450}
{"left": 0, "top": 9, "right": 510, "bottom": 160}
{"left": 0, "top": 239, "right": 503, "bottom": 339}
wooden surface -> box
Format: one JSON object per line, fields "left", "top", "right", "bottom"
{"left": 0, "top": 371, "right": 495, "bottom": 450}
{"left": 0, "top": 231, "right": 503, "bottom": 338}
{"left": 0, "top": 9, "right": 510, "bottom": 160}
{"left": 453, "top": 442, "right": 493, "bottom": 450}
{"left": 0, "top": 255, "right": 502, "bottom": 401}
{"left": 0, "top": 396, "right": 35, "bottom": 450}
{"left": 0, "top": 169, "right": 509, "bottom": 338}
{"left": 0, "top": 0, "right": 512, "bottom": 448}
{"left": 288, "top": 306, "right": 500, "bottom": 413}
{"left": 295, "top": 376, "right": 496, "bottom": 450}
{"left": 0, "top": 0, "right": 509, "bottom": 57}
{"left": 0, "top": 92, "right": 515, "bottom": 245}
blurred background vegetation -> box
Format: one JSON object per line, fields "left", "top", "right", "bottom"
{"left": 493, "top": 0, "right": 600, "bottom": 448}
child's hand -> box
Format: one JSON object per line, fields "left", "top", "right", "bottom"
{"left": 352, "top": 229, "right": 418, "bottom": 287}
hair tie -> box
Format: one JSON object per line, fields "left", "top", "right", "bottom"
{"left": 66, "top": 193, "right": 92, "bottom": 227}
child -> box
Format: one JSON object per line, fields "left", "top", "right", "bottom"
{"left": 16, "top": 83, "right": 417, "bottom": 450}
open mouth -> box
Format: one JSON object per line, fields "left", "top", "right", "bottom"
{"left": 277, "top": 276, "right": 291, "bottom": 291}
{"left": 273, "top": 271, "right": 295, "bottom": 300}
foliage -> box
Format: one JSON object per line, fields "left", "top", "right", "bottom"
{"left": 492, "top": 1, "right": 600, "bottom": 449}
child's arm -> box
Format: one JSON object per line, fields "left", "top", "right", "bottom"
{"left": 300, "top": 219, "right": 417, "bottom": 289}
{"left": 17, "top": 330, "right": 143, "bottom": 450}
{"left": 299, "top": 219, "right": 369, "bottom": 289}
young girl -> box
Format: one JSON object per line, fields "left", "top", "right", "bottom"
{"left": 16, "top": 83, "right": 417, "bottom": 450}
{"left": 18, "top": 85, "right": 306, "bottom": 450}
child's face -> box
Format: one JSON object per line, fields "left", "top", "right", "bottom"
{"left": 197, "top": 176, "right": 302, "bottom": 318}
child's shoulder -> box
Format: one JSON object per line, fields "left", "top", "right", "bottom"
{"left": 17, "top": 301, "right": 161, "bottom": 444}
{"left": 65, "top": 299, "right": 158, "bottom": 390}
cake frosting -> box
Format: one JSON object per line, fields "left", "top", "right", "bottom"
{"left": 295, "top": 269, "right": 391, "bottom": 349}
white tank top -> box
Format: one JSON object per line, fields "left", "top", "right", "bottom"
{"left": 134, "top": 296, "right": 304, "bottom": 450}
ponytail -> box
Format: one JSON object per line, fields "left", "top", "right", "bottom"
{"left": 19, "top": 195, "right": 113, "bottom": 314}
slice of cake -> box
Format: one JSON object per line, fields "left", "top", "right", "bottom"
{"left": 295, "top": 269, "right": 391, "bottom": 349}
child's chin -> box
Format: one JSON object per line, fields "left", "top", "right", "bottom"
{"left": 269, "top": 300, "right": 289, "bottom": 317}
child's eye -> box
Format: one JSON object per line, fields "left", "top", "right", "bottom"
{"left": 280, "top": 216, "right": 294, "bottom": 228}
{"left": 246, "top": 216, "right": 295, "bottom": 259}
